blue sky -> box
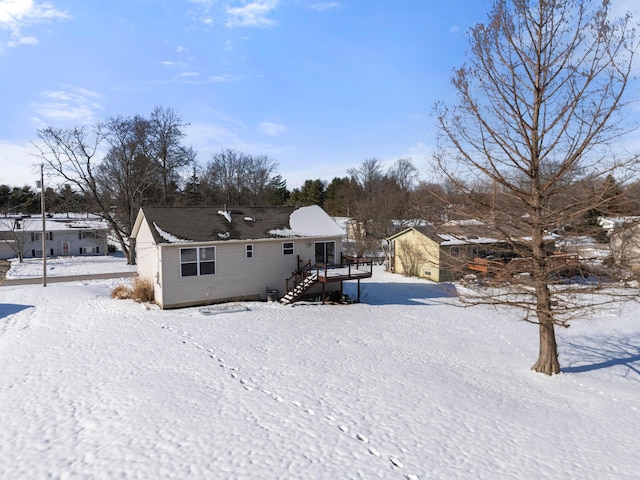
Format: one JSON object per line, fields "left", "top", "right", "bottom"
{"left": 0, "top": 0, "right": 637, "bottom": 190}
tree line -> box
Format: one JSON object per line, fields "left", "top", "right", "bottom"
{"left": 7, "top": 105, "right": 428, "bottom": 264}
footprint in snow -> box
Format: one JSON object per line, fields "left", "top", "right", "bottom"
{"left": 389, "top": 456, "right": 403, "bottom": 468}
{"left": 355, "top": 433, "right": 368, "bottom": 443}
{"left": 368, "top": 447, "right": 380, "bottom": 457}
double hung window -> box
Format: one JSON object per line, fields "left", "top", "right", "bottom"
{"left": 180, "top": 247, "right": 216, "bottom": 277}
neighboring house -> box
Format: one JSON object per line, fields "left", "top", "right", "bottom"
{"left": 131, "top": 205, "right": 373, "bottom": 309}
{"left": 0, "top": 214, "right": 109, "bottom": 260}
{"left": 609, "top": 219, "right": 640, "bottom": 269}
{"left": 387, "top": 220, "right": 557, "bottom": 282}
{"left": 598, "top": 215, "right": 640, "bottom": 234}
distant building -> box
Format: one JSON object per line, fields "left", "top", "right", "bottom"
{"left": 387, "top": 220, "right": 557, "bottom": 282}
{"left": 0, "top": 214, "right": 109, "bottom": 260}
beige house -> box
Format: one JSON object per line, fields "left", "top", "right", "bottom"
{"left": 387, "top": 220, "right": 552, "bottom": 282}
{"left": 131, "top": 205, "right": 372, "bottom": 309}
{"left": 387, "top": 223, "right": 491, "bottom": 282}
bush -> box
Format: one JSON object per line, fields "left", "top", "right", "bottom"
{"left": 111, "top": 278, "right": 154, "bottom": 303}
{"left": 131, "top": 277, "right": 154, "bottom": 303}
{"left": 111, "top": 284, "right": 131, "bottom": 299}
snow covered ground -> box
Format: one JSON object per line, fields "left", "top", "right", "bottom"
{"left": 0, "top": 262, "right": 638, "bottom": 479}
{"left": 4, "top": 254, "right": 136, "bottom": 279}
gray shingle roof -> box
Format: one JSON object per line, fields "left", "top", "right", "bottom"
{"left": 139, "top": 206, "right": 299, "bottom": 244}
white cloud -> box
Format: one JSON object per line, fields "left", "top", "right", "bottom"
{"left": 178, "top": 71, "right": 199, "bottom": 78}
{"left": 308, "top": 2, "right": 343, "bottom": 12}
{"left": 0, "top": 140, "right": 40, "bottom": 187}
{"left": 225, "top": 0, "right": 279, "bottom": 28}
{"left": 258, "top": 121, "right": 286, "bottom": 136}
{"left": 31, "top": 87, "right": 103, "bottom": 124}
{"left": 0, "top": 0, "right": 69, "bottom": 49}
{"left": 184, "top": 73, "right": 243, "bottom": 85}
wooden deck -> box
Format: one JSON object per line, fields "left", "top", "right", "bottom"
{"left": 283, "top": 255, "right": 373, "bottom": 304}
{"left": 315, "top": 258, "right": 373, "bottom": 283}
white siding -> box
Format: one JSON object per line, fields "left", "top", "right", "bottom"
{"left": 134, "top": 221, "right": 163, "bottom": 304}
{"left": 156, "top": 236, "right": 343, "bottom": 309}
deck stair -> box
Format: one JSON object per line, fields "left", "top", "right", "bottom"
{"left": 280, "top": 272, "right": 318, "bottom": 305}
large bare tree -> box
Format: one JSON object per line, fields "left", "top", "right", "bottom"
{"left": 33, "top": 125, "right": 136, "bottom": 263}
{"left": 148, "top": 106, "right": 196, "bottom": 205}
{"left": 435, "top": 0, "right": 638, "bottom": 374}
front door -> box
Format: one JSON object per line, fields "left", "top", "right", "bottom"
{"left": 315, "top": 241, "right": 336, "bottom": 265}
{"left": 62, "top": 241, "right": 70, "bottom": 255}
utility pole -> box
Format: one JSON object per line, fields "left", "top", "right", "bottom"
{"left": 40, "top": 164, "right": 47, "bottom": 287}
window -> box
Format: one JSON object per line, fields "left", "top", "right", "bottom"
{"left": 450, "top": 246, "right": 461, "bottom": 257}
{"left": 246, "top": 244, "right": 253, "bottom": 258}
{"left": 180, "top": 247, "right": 215, "bottom": 277}
{"left": 79, "top": 231, "right": 96, "bottom": 240}
{"left": 282, "top": 242, "right": 294, "bottom": 255}
{"left": 80, "top": 246, "right": 99, "bottom": 255}
{"left": 31, "top": 232, "right": 53, "bottom": 241}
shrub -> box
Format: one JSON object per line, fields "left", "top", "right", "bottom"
{"left": 111, "top": 284, "right": 131, "bottom": 299}
{"left": 131, "top": 277, "right": 154, "bottom": 303}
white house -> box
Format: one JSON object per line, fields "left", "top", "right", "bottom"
{"left": 0, "top": 214, "right": 109, "bottom": 260}
{"left": 130, "top": 205, "right": 373, "bottom": 309}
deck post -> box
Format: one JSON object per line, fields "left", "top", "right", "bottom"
{"left": 322, "top": 281, "right": 326, "bottom": 304}
{"left": 357, "top": 278, "right": 361, "bottom": 303}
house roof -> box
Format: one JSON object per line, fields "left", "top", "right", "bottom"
{"left": 0, "top": 215, "right": 109, "bottom": 233}
{"left": 133, "top": 205, "right": 345, "bottom": 244}
{"left": 388, "top": 221, "right": 533, "bottom": 246}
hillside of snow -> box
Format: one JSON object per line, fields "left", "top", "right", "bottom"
{"left": 0, "top": 264, "right": 638, "bottom": 479}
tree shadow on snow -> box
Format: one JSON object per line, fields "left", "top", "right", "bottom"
{"left": 344, "top": 281, "right": 458, "bottom": 306}
{"left": 0, "top": 304, "right": 32, "bottom": 320}
{"left": 561, "top": 333, "right": 640, "bottom": 380}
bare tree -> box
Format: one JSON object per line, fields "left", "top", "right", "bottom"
{"left": 201, "top": 149, "right": 278, "bottom": 205}
{"left": 33, "top": 125, "right": 135, "bottom": 263}
{"left": 0, "top": 217, "right": 27, "bottom": 262}
{"left": 346, "top": 158, "right": 385, "bottom": 195}
{"left": 98, "top": 115, "right": 158, "bottom": 246}
{"left": 388, "top": 158, "right": 419, "bottom": 192}
{"left": 435, "top": 0, "right": 638, "bottom": 374}
{"left": 346, "top": 158, "right": 410, "bottom": 259}
{"left": 148, "top": 106, "right": 195, "bottom": 205}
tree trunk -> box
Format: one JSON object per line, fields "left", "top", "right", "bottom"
{"left": 531, "top": 321, "right": 561, "bottom": 375}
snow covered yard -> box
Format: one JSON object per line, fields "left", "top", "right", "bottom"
{"left": 0, "top": 266, "right": 638, "bottom": 479}
{"left": 4, "top": 254, "right": 136, "bottom": 279}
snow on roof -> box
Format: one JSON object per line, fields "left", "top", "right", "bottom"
{"left": 442, "top": 218, "right": 485, "bottom": 227}
{"left": 153, "top": 222, "right": 190, "bottom": 243}
{"left": 437, "top": 233, "right": 499, "bottom": 246}
{"left": 0, "top": 215, "right": 109, "bottom": 232}
{"left": 269, "top": 205, "right": 345, "bottom": 237}
{"left": 217, "top": 210, "right": 232, "bottom": 222}
{"left": 598, "top": 216, "right": 640, "bottom": 230}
